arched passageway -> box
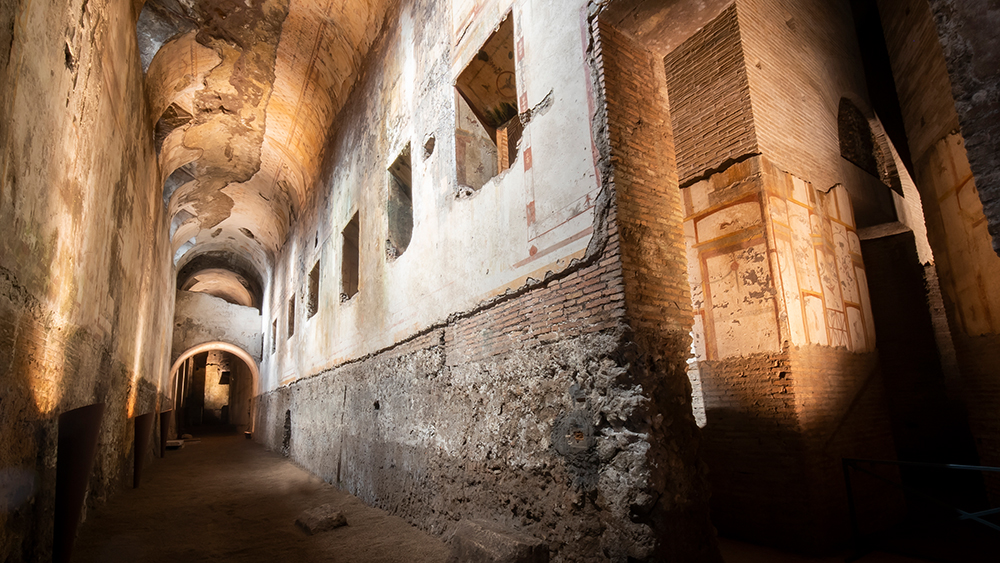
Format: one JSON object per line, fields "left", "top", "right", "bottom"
{"left": 169, "top": 342, "right": 261, "bottom": 436}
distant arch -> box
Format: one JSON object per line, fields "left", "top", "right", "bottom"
{"left": 169, "top": 341, "right": 261, "bottom": 432}
{"left": 175, "top": 250, "right": 265, "bottom": 310}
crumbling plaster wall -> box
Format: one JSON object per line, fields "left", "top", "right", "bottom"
{"left": 262, "top": 0, "right": 601, "bottom": 388}
{"left": 254, "top": 0, "right": 720, "bottom": 560}
{"left": 681, "top": 156, "right": 896, "bottom": 548}
{"left": 0, "top": 0, "right": 174, "bottom": 560}
{"left": 663, "top": 0, "right": 899, "bottom": 549}
{"left": 172, "top": 289, "right": 263, "bottom": 364}
{"left": 879, "top": 0, "right": 1000, "bottom": 496}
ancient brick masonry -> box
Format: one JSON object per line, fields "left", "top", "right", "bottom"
{"left": 597, "top": 19, "right": 721, "bottom": 560}
{"left": 7, "top": 0, "right": 1000, "bottom": 560}
{"left": 655, "top": 0, "right": 901, "bottom": 550}
{"left": 255, "top": 3, "right": 724, "bottom": 560}
{"left": 257, "top": 195, "right": 719, "bottom": 562}
{"left": 664, "top": 4, "right": 757, "bottom": 185}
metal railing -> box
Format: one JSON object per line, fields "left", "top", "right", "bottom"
{"left": 842, "top": 457, "right": 1000, "bottom": 560}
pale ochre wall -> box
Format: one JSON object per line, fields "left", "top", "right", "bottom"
{"left": 262, "top": 0, "right": 602, "bottom": 392}
{"left": 0, "top": 0, "right": 174, "bottom": 558}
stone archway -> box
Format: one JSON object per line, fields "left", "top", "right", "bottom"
{"left": 169, "top": 341, "right": 261, "bottom": 433}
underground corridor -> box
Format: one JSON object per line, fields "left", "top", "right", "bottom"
{"left": 3, "top": 0, "right": 1000, "bottom": 561}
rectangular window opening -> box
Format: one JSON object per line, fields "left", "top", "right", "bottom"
{"left": 387, "top": 144, "right": 413, "bottom": 258}
{"left": 271, "top": 319, "right": 277, "bottom": 353}
{"left": 341, "top": 213, "right": 360, "bottom": 300}
{"left": 287, "top": 296, "right": 295, "bottom": 339}
{"left": 307, "top": 260, "right": 320, "bottom": 318}
{"left": 455, "top": 12, "right": 519, "bottom": 191}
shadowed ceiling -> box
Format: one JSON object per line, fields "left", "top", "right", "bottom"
{"left": 137, "top": 0, "right": 391, "bottom": 306}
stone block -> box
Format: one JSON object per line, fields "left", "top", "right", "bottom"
{"left": 446, "top": 520, "right": 548, "bottom": 563}
{"left": 295, "top": 504, "right": 347, "bottom": 535}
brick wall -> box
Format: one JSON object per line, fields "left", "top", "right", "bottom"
{"left": 601, "top": 24, "right": 693, "bottom": 338}
{"left": 790, "top": 344, "right": 901, "bottom": 546}
{"left": 254, "top": 20, "right": 729, "bottom": 557}
{"left": 687, "top": 157, "right": 898, "bottom": 550}
{"left": 698, "top": 348, "right": 895, "bottom": 549}
{"left": 251, "top": 2, "right": 725, "bottom": 559}
{"left": 698, "top": 349, "right": 810, "bottom": 543}
{"left": 737, "top": 0, "right": 871, "bottom": 193}
{"left": 255, "top": 201, "right": 722, "bottom": 561}
{"left": 877, "top": 0, "right": 960, "bottom": 165}
{"left": 598, "top": 21, "right": 721, "bottom": 561}
{"left": 444, "top": 245, "right": 626, "bottom": 365}
{"left": 952, "top": 334, "right": 1000, "bottom": 499}
{"left": 664, "top": 4, "right": 758, "bottom": 185}
{"left": 658, "top": 1, "right": 896, "bottom": 544}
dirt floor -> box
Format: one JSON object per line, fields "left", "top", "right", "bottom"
{"left": 73, "top": 432, "right": 451, "bottom": 563}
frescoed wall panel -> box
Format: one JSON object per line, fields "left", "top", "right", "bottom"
{"left": 684, "top": 158, "right": 876, "bottom": 360}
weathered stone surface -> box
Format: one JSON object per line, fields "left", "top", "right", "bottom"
{"left": 0, "top": 0, "right": 174, "bottom": 559}
{"left": 295, "top": 504, "right": 348, "bottom": 535}
{"left": 446, "top": 520, "right": 548, "bottom": 563}
{"left": 926, "top": 0, "right": 1000, "bottom": 255}
{"left": 6, "top": 0, "right": 1000, "bottom": 560}
{"left": 253, "top": 1, "right": 718, "bottom": 561}
{"left": 172, "top": 290, "right": 263, "bottom": 364}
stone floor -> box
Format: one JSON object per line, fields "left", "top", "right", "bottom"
{"left": 73, "top": 432, "right": 451, "bottom": 563}
{"left": 72, "top": 431, "right": 957, "bottom": 562}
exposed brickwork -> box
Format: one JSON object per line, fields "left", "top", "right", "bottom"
{"left": 675, "top": 147, "right": 900, "bottom": 549}
{"left": 254, "top": 7, "right": 729, "bottom": 559}
{"left": 601, "top": 23, "right": 692, "bottom": 338}
{"left": 877, "top": 0, "right": 960, "bottom": 165}
{"left": 952, "top": 333, "right": 1000, "bottom": 500}
{"left": 790, "top": 345, "right": 901, "bottom": 547}
{"left": 598, "top": 20, "right": 721, "bottom": 561}
{"left": 256, "top": 210, "right": 719, "bottom": 561}
{"left": 445, "top": 233, "right": 627, "bottom": 366}
{"left": 667, "top": 6, "right": 907, "bottom": 548}
{"left": 737, "top": 0, "right": 872, "bottom": 192}
{"left": 664, "top": 5, "right": 758, "bottom": 185}
{"left": 700, "top": 343, "right": 898, "bottom": 550}
{"left": 698, "top": 349, "right": 805, "bottom": 542}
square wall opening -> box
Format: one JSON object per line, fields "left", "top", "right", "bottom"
{"left": 342, "top": 213, "right": 360, "bottom": 300}
{"left": 455, "top": 12, "right": 520, "bottom": 191}
{"left": 387, "top": 143, "right": 413, "bottom": 258}
{"left": 307, "top": 260, "right": 320, "bottom": 318}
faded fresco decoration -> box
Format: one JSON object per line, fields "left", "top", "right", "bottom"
{"left": 684, "top": 158, "right": 876, "bottom": 361}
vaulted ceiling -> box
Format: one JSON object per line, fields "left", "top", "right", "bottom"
{"left": 137, "top": 0, "right": 391, "bottom": 306}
